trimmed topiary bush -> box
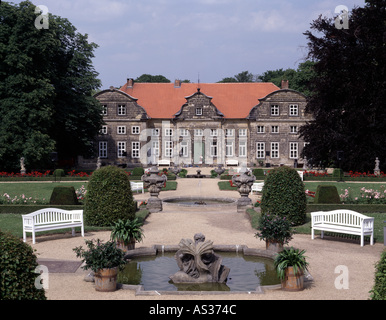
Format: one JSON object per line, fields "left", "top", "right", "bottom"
{"left": 132, "top": 167, "right": 144, "bottom": 176}
{"left": 253, "top": 168, "right": 265, "bottom": 180}
{"left": 332, "top": 168, "right": 344, "bottom": 180}
{"left": 49, "top": 186, "right": 79, "bottom": 205}
{"left": 0, "top": 230, "right": 46, "bottom": 300}
{"left": 85, "top": 166, "right": 136, "bottom": 227}
{"left": 53, "top": 169, "right": 65, "bottom": 177}
{"left": 261, "top": 166, "right": 306, "bottom": 225}
{"left": 370, "top": 250, "right": 386, "bottom": 300}
{"left": 314, "top": 185, "right": 341, "bottom": 204}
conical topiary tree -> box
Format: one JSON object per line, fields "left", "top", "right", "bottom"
{"left": 85, "top": 166, "right": 136, "bottom": 227}
{"left": 260, "top": 166, "right": 306, "bottom": 225}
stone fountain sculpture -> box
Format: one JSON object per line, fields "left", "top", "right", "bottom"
{"left": 231, "top": 164, "right": 255, "bottom": 212}
{"left": 169, "top": 233, "right": 230, "bottom": 284}
{"left": 142, "top": 166, "right": 167, "bottom": 213}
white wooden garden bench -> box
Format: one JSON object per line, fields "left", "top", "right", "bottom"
{"left": 226, "top": 159, "right": 239, "bottom": 166}
{"left": 22, "top": 208, "right": 84, "bottom": 244}
{"left": 251, "top": 182, "right": 264, "bottom": 193}
{"left": 311, "top": 209, "right": 374, "bottom": 246}
{"left": 157, "top": 159, "right": 170, "bottom": 166}
{"left": 130, "top": 181, "right": 144, "bottom": 193}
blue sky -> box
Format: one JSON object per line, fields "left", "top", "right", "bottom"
{"left": 13, "top": 0, "right": 365, "bottom": 88}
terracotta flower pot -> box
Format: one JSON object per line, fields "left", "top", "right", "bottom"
{"left": 94, "top": 267, "right": 118, "bottom": 292}
{"left": 281, "top": 266, "right": 304, "bottom": 291}
{"left": 265, "top": 240, "right": 284, "bottom": 252}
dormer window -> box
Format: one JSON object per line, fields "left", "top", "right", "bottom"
{"left": 196, "top": 107, "right": 203, "bottom": 115}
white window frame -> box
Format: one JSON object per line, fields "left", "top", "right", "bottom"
{"left": 271, "top": 126, "right": 279, "bottom": 133}
{"left": 99, "top": 141, "right": 108, "bottom": 158}
{"left": 226, "top": 141, "right": 234, "bottom": 157}
{"left": 271, "top": 105, "right": 279, "bottom": 116}
{"left": 132, "top": 142, "right": 140, "bottom": 158}
{"left": 131, "top": 126, "right": 140, "bottom": 134}
{"left": 117, "top": 141, "right": 126, "bottom": 158}
{"left": 180, "top": 141, "right": 188, "bottom": 157}
{"left": 289, "top": 142, "right": 298, "bottom": 159}
{"left": 117, "top": 104, "right": 126, "bottom": 115}
{"left": 101, "top": 105, "right": 107, "bottom": 115}
{"left": 117, "top": 126, "right": 126, "bottom": 134}
{"left": 256, "top": 142, "right": 265, "bottom": 159}
{"left": 165, "top": 129, "right": 173, "bottom": 137}
{"left": 210, "top": 141, "right": 217, "bottom": 157}
{"left": 225, "top": 129, "right": 234, "bottom": 137}
{"left": 290, "top": 126, "right": 298, "bottom": 134}
{"left": 180, "top": 129, "right": 189, "bottom": 136}
{"left": 289, "top": 104, "right": 299, "bottom": 116}
{"left": 196, "top": 107, "right": 203, "bottom": 116}
{"left": 152, "top": 128, "right": 160, "bottom": 136}
{"left": 194, "top": 129, "right": 203, "bottom": 136}
{"left": 152, "top": 141, "right": 159, "bottom": 157}
{"left": 239, "top": 140, "right": 247, "bottom": 157}
{"left": 100, "top": 126, "right": 107, "bottom": 135}
{"left": 271, "top": 142, "right": 279, "bottom": 158}
{"left": 239, "top": 129, "right": 247, "bottom": 137}
{"left": 165, "top": 141, "right": 173, "bottom": 157}
{"left": 257, "top": 126, "right": 265, "bottom": 133}
{"left": 210, "top": 129, "right": 218, "bottom": 136}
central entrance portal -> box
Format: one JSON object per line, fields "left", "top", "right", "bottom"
{"left": 193, "top": 141, "right": 205, "bottom": 165}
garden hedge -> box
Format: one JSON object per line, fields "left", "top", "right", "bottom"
{"left": 314, "top": 185, "right": 340, "bottom": 204}
{"left": 370, "top": 250, "right": 386, "bottom": 300}
{"left": 85, "top": 166, "right": 136, "bottom": 227}
{"left": 49, "top": 186, "right": 79, "bottom": 205}
{"left": 261, "top": 166, "right": 307, "bottom": 225}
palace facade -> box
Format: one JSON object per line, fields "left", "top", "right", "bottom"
{"left": 83, "top": 78, "right": 312, "bottom": 168}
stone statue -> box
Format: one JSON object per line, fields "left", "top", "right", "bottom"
{"left": 374, "top": 157, "right": 380, "bottom": 176}
{"left": 96, "top": 157, "right": 101, "bottom": 170}
{"left": 169, "top": 233, "right": 230, "bottom": 284}
{"left": 20, "top": 157, "right": 26, "bottom": 174}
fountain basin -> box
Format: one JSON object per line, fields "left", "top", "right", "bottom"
{"left": 118, "top": 245, "right": 284, "bottom": 295}
{"left": 162, "top": 197, "right": 237, "bottom": 207}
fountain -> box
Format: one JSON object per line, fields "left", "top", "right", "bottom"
{"left": 169, "top": 233, "right": 230, "bottom": 284}
{"left": 142, "top": 166, "right": 167, "bottom": 213}
{"left": 231, "top": 164, "right": 255, "bottom": 212}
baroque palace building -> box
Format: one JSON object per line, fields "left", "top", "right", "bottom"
{"left": 81, "top": 78, "right": 313, "bottom": 168}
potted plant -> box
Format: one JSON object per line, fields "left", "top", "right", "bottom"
{"left": 274, "top": 246, "right": 309, "bottom": 291}
{"left": 255, "top": 214, "right": 293, "bottom": 252}
{"left": 73, "top": 239, "right": 126, "bottom": 292}
{"left": 110, "top": 218, "right": 144, "bottom": 252}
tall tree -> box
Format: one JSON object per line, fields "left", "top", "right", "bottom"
{"left": 135, "top": 74, "right": 171, "bottom": 83}
{"left": 218, "top": 71, "right": 254, "bottom": 83}
{"left": 0, "top": 1, "right": 103, "bottom": 171}
{"left": 299, "top": 0, "right": 386, "bottom": 171}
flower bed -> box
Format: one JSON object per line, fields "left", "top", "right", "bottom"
{"left": 340, "top": 186, "right": 386, "bottom": 204}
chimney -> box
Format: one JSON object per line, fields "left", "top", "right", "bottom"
{"left": 127, "top": 78, "right": 134, "bottom": 88}
{"left": 281, "top": 80, "right": 289, "bottom": 89}
{"left": 174, "top": 79, "right": 181, "bottom": 88}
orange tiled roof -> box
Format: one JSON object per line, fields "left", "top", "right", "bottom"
{"left": 119, "top": 82, "right": 280, "bottom": 119}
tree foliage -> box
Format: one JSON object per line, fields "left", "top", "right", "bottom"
{"left": 218, "top": 71, "right": 254, "bottom": 83}
{"left": 0, "top": 1, "right": 103, "bottom": 171}
{"left": 135, "top": 74, "right": 171, "bottom": 83}
{"left": 299, "top": 0, "right": 386, "bottom": 171}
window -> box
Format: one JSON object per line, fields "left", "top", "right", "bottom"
{"left": 131, "top": 126, "right": 140, "bottom": 134}
{"left": 117, "top": 141, "right": 126, "bottom": 158}
{"left": 239, "top": 129, "right": 247, "bottom": 137}
{"left": 271, "top": 142, "right": 279, "bottom": 158}
{"left": 151, "top": 141, "right": 159, "bottom": 157}
{"left": 194, "top": 129, "right": 203, "bottom": 136}
{"left": 225, "top": 129, "right": 234, "bottom": 137}
{"left": 257, "top": 126, "right": 265, "bottom": 133}
{"left": 117, "top": 126, "right": 126, "bottom": 134}
{"left": 289, "top": 104, "right": 298, "bottom": 116}
{"left": 180, "top": 141, "right": 188, "bottom": 157}
{"left": 132, "top": 142, "right": 140, "bottom": 158}
{"left": 290, "top": 126, "right": 298, "bottom": 134}
{"left": 226, "top": 141, "right": 234, "bottom": 157}
{"left": 239, "top": 140, "right": 247, "bottom": 157}
{"left": 117, "top": 104, "right": 126, "bottom": 115}
{"left": 256, "top": 142, "right": 265, "bottom": 159}
{"left": 101, "top": 105, "right": 107, "bottom": 115}
{"left": 210, "top": 141, "right": 217, "bottom": 157}
{"left": 271, "top": 126, "right": 279, "bottom": 133}
{"left": 271, "top": 105, "right": 279, "bottom": 116}
{"left": 165, "top": 129, "right": 173, "bottom": 136}
{"left": 196, "top": 107, "right": 203, "bottom": 115}
{"left": 152, "top": 128, "right": 159, "bottom": 136}
{"left": 210, "top": 129, "right": 217, "bottom": 136}
{"left": 165, "top": 141, "right": 173, "bottom": 157}
{"left": 289, "top": 142, "right": 298, "bottom": 159}
{"left": 99, "top": 141, "right": 107, "bottom": 158}
{"left": 180, "top": 129, "right": 189, "bottom": 136}
{"left": 100, "top": 126, "right": 107, "bottom": 135}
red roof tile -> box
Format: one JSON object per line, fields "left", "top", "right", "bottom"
{"left": 119, "top": 82, "right": 279, "bottom": 119}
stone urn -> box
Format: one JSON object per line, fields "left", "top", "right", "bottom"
{"left": 214, "top": 164, "right": 225, "bottom": 176}
{"left": 231, "top": 166, "right": 255, "bottom": 212}
{"left": 142, "top": 166, "right": 167, "bottom": 213}
{"left": 171, "top": 165, "right": 181, "bottom": 176}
